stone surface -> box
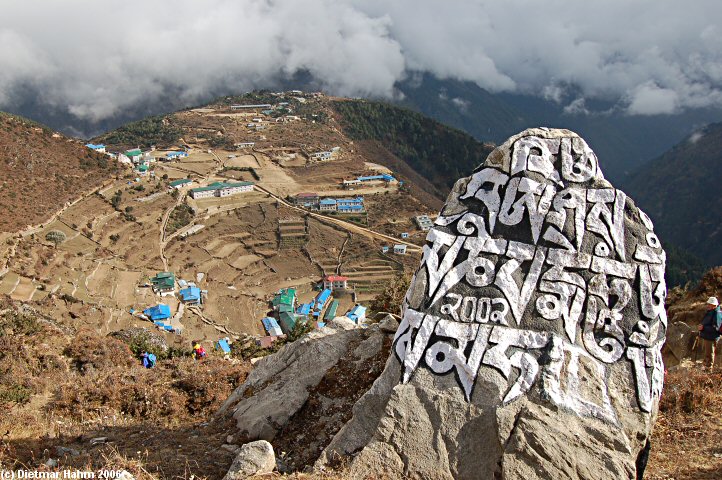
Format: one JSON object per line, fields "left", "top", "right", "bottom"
{"left": 218, "top": 320, "right": 387, "bottom": 442}
{"left": 318, "top": 128, "right": 667, "bottom": 479}
{"left": 222, "top": 440, "right": 276, "bottom": 480}
{"left": 662, "top": 321, "right": 695, "bottom": 367}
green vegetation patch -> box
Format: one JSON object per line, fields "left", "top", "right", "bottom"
{"left": 93, "top": 115, "right": 181, "bottom": 148}
{"left": 332, "top": 100, "right": 493, "bottom": 192}
{"left": 167, "top": 204, "right": 194, "bottom": 234}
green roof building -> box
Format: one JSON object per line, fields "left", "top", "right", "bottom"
{"left": 189, "top": 181, "right": 254, "bottom": 199}
{"left": 323, "top": 299, "right": 340, "bottom": 321}
{"left": 151, "top": 272, "right": 175, "bottom": 293}
{"left": 126, "top": 148, "right": 142, "bottom": 157}
{"left": 272, "top": 288, "right": 296, "bottom": 309}
{"left": 169, "top": 178, "right": 193, "bottom": 188}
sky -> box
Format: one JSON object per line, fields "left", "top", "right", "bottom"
{"left": 1, "top": 0, "right": 721, "bottom": 124}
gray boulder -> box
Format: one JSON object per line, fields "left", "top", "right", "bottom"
{"left": 223, "top": 440, "right": 276, "bottom": 479}
{"left": 218, "top": 320, "right": 393, "bottom": 445}
{"left": 318, "top": 128, "right": 667, "bottom": 479}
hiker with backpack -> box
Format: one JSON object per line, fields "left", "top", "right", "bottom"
{"left": 698, "top": 297, "right": 722, "bottom": 371}
{"left": 140, "top": 351, "right": 157, "bottom": 368}
{"left": 193, "top": 342, "right": 207, "bottom": 360}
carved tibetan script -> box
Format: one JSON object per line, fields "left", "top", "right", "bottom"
{"left": 394, "top": 132, "right": 666, "bottom": 423}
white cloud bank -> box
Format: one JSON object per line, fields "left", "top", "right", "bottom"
{"left": 1, "top": 0, "right": 721, "bottom": 121}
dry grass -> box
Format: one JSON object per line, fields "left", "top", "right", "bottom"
{"left": 646, "top": 366, "right": 722, "bottom": 479}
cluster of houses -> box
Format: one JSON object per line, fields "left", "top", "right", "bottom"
{"left": 381, "top": 244, "right": 408, "bottom": 255}
{"left": 289, "top": 193, "right": 365, "bottom": 213}
{"left": 134, "top": 272, "right": 207, "bottom": 334}
{"left": 257, "top": 275, "right": 367, "bottom": 346}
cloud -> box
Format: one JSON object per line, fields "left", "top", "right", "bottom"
{"left": 0, "top": 0, "right": 721, "bottom": 125}
{"left": 627, "top": 82, "right": 678, "bottom": 115}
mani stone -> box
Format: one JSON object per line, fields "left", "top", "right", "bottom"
{"left": 317, "top": 128, "right": 667, "bottom": 479}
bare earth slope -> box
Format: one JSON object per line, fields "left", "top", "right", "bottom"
{"left": 0, "top": 112, "right": 118, "bottom": 233}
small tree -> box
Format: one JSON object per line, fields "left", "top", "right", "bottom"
{"left": 45, "top": 230, "right": 66, "bottom": 247}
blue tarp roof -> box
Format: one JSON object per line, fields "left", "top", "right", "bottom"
{"left": 85, "top": 143, "right": 105, "bottom": 149}
{"left": 261, "top": 317, "right": 283, "bottom": 336}
{"left": 357, "top": 175, "right": 394, "bottom": 182}
{"left": 315, "top": 288, "right": 332, "bottom": 308}
{"left": 180, "top": 286, "right": 201, "bottom": 302}
{"left": 347, "top": 305, "right": 367, "bottom": 322}
{"left": 216, "top": 339, "right": 231, "bottom": 353}
{"left": 144, "top": 304, "right": 171, "bottom": 321}
{"left": 297, "top": 303, "right": 312, "bottom": 315}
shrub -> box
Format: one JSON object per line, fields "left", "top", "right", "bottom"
{"left": 45, "top": 230, "right": 66, "bottom": 246}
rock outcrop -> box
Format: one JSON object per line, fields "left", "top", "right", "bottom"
{"left": 318, "top": 128, "right": 668, "bottom": 479}
{"left": 222, "top": 440, "right": 276, "bottom": 480}
{"left": 218, "top": 317, "right": 396, "bottom": 470}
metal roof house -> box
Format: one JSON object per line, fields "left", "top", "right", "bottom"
{"left": 357, "top": 174, "right": 396, "bottom": 183}
{"left": 296, "top": 303, "right": 312, "bottom": 316}
{"left": 151, "top": 272, "right": 175, "bottom": 295}
{"left": 179, "top": 286, "right": 201, "bottom": 305}
{"left": 323, "top": 275, "right": 348, "bottom": 290}
{"left": 314, "top": 288, "right": 333, "bottom": 313}
{"left": 144, "top": 304, "right": 171, "bottom": 321}
{"left": 319, "top": 198, "right": 337, "bottom": 212}
{"left": 291, "top": 192, "right": 320, "bottom": 208}
{"left": 336, "top": 197, "right": 364, "bottom": 213}
{"left": 262, "top": 317, "right": 284, "bottom": 337}
{"left": 394, "top": 244, "right": 407, "bottom": 255}
{"left": 346, "top": 304, "right": 367, "bottom": 324}
{"left": 189, "top": 181, "right": 254, "bottom": 199}
{"left": 279, "top": 311, "right": 303, "bottom": 333}
{"left": 166, "top": 151, "right": 188, "bottom": 159}
{"left": 85, "top": 143, "right": 106, "bottom": 153}
{"left": 125, "top": 148, "right": 143, "bottom": 163}
{"left": 272, "top": 288, "right": 296, "bottom": 311}
{"left": 415, "top": 215, "right": 434, "bottom": 231}
{"left": 323, "top": 300, "right": 340, "bottom": 321}
{"left": 169, "top": 178, "right": 193, "bottom": 188}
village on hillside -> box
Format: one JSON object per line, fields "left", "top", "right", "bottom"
{"left": 0, "top": 91, "right": 436, "bottom": 353}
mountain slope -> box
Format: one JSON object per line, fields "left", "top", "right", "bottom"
{"left": 626, "top": 122, "right": 722, "bottom": 268}
{"left": 331, "top": 99, "right": 495, "bottom": 197}
{"left": 0, "top": 112, "right": 119, "bottom": 233}
{"left": 397, "top": 74, "right": 722, "bottom": 182}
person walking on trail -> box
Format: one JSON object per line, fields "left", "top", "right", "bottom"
{"left": 141, "top": 352, "right": 157, "bottom": 368}
{"left": 193, "top": 342, "right": 207, "bottom": 360}
{"left": 698, "top": 296, "right": 722, "bottom": 371}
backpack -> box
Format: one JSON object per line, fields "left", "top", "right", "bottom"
{"left": 147, "top": 353, "right": 157, "bottom": 367}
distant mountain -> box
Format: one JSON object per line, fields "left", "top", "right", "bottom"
{"left": 0, "top": 112, "right": 119, "bottom": 233}
{"left": 626, "top": 122, "right": 722, "bottom": 270}
{"left": 396, "top": 74, "right": 722, "bottom": 182}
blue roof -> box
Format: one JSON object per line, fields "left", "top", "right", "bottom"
{"left": 167, "top": 151, "right": 187, "bottom": 157}
{"left": 144, "top": 304, "right": 171, "bottom": 321}
{"left": 261, "top": 317, "right": 283, "bottom": 336}
{"left": 336, "top": 197, "right": 363, "bottom": 204}
{"left": 297, "top": 303, "right": 312, "bottom": 315}
{"left": 315, "top": 288, "right": 332, "bottom": 308}
{"left": 320, "top": 199, "right": 337, "bottom": 205}
{"left": 85, "top": 143, "right": 105, "bottom": 149}
{"left": 216, "top": 339, "right": 231, "bottom": 353}
{"left": 347, "top": 304, "right": 367, "bottom": 322}
{"left": 357, "top": 175, "right": 384, "bottom": 181}
{"left": 180, "top": 286, "right": 201, "bottom": 302}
